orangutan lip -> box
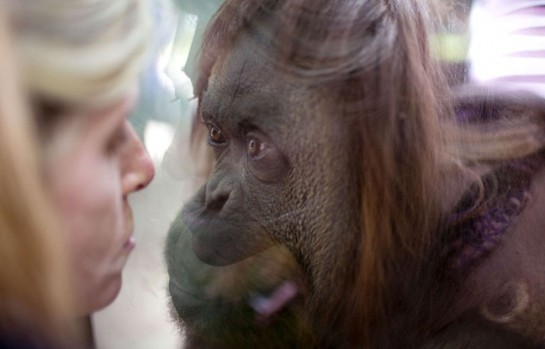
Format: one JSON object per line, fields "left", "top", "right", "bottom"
{"left": 249, "top": 280, "right": 300, "bottom": 326}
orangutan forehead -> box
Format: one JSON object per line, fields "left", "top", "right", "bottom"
{"left": 215, "top": 29, "right": 280, "bottom": 87}
{"left": 200, "top": 32, "right": 292, "bottom": 129}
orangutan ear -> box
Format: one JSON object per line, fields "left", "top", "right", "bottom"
{"left": 479, "top": 280, "right": 529, "bottom": 325}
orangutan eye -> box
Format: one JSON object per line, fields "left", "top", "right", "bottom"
{"left": 208, "top": 125, "right": 227, "bottom": 146}
{"left": 245, "top": 132, "right": 288, "bottom": 182}
{"left": 247, "top": 136, "right": 268, "bottom": 159}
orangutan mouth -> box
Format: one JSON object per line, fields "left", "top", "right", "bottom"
{"left": 249, "top": 280, "right": 300, "bottom": 326}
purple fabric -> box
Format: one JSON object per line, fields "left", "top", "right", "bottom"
{"left": 445, "top": 169, "right": 532, "bottom": 271}
{"left": 445, "top": 100, "right": 545, "bottom": 272}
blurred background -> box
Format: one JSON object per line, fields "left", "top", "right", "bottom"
{"left": 90, "top": 0, "right": 531, "bottom": 347}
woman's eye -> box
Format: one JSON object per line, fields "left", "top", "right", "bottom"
{"left": 105, "top": 124, "right": 129, "bottom": 155}
{"left": 247, "top": 137, "right": 268, "bottom": 159}
{"left": 209, "top": 126, "right": 226, "bottom": 145}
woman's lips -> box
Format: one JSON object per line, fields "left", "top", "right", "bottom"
{"left": 123, "top": 210, "right": 135, "bottom": 250}
{"left": 123, "top": 235, "right": 136, "bottom": 250}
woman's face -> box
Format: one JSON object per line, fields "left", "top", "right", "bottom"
{"left": 45, "top": 94, "right": 155, "bottom": 314}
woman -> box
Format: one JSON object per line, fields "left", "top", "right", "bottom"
{"left": 1, "top": 0, "right": 155, "bottom": 345}
{"left": 8, "top": 0, "right": 156, "bottom": 316}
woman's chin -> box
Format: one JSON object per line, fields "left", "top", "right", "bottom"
{"left": 78, "top": 274, "right": 123, "bottom": 315}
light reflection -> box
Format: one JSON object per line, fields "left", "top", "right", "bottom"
{"left": 144, "top": 120, "right": 176, "bottom": 166}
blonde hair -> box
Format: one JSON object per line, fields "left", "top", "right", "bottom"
{"left": 5, "top": 0, "right": 152, "bottom": 108}
{"left": 0, "top": 4, "right": 79, "bottom": 347}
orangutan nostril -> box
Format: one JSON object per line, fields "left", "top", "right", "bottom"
{"left": 206, "top": 192, "right": 229, "bottom": 211}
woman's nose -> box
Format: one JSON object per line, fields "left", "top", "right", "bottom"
{"left": 121, "top": 124, "right": 155, "bottom": 196}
